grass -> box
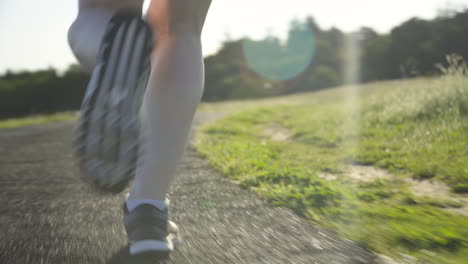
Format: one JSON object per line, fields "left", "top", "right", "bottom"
{"left": 1, "top": 59, "right": 466, "bottom": 263}
{"left": 0, "top": 112, "right": 77, "bottom": 129}
{"left": 195, "top": 73, "right": 468, "bottom": 263}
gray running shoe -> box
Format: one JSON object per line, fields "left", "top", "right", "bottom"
{"left": 73, "top": 10, "right": 153, "bottom": 192}
{"left": 123, "top": 203, "right": 180, "bottom": 256}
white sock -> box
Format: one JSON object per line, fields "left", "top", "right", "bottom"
{"left": 68, "top": 1, "right": 146, "bottom": 72}
{"left": 68, "top": 8, "right": 114, "bottom": 72}
{"left": 126, "top": 198, "right": 168, "bottom": 212}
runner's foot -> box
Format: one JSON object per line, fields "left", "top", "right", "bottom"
{"left": 123, "top": 202, "right": 180, "bottom": 256}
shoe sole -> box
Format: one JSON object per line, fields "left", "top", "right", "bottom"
{"left": 129, "top": 221, "right": 180, "bottom": 255}
{"left": 129, "top": 234, "right": 180, "bottom": 255}
{"left": 72, "top": 11, "right": 153, "bottom": 192}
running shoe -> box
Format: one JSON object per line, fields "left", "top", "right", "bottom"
{"left": 73, "top": 10, "right": 153, "bottom": 192}
{"left": 123, "top": 202, "right": 180, "bottom": 256}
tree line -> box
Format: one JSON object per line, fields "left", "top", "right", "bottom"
{"left": 203, "top": 9, "right": 468, "bottom": 100}
{"left": 0, "top": 65, "right": 88, "bottom": 119}
{"left": 1, "top": 9, "right": 467, "bottom": 119}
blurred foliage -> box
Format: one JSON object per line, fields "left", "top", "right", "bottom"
{"left": 0, "top": 65, "right": 89, "bottom": 119}
{"left": 203, "top": 9, "right": 468, "bottom": 100}
{"left": 1, "top": 10, "right": 468, "bottom": 118}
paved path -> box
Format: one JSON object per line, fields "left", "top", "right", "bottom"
{"left": 0, "top": 114, "right": 379, "bottom": 264}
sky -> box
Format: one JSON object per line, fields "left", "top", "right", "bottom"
{"left": 0, "top": 0, "right": 467, "bottom": 74}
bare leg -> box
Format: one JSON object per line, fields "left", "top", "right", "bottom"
{"left": 129, "top": 0, "right": 212, "bottom": 202}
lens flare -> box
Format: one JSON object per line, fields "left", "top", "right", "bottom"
{"left": 343, "top": 32, "right": 363, "bottom": 160}
{"left": 242, "top": 22, "right": 316, "bottom": 81}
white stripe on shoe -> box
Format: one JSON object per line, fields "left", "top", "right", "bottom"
{"left": 129, "top": 238, "right": 174, "bottom": 255}
{"left": 129, "top": 230, "right": 180, "bottom": 255}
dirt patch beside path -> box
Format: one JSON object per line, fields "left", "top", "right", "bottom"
{"left": 263, "top": 124, "right": 291, "bottom": 142}
{"left": 319, "top": 165, "right": 468, "bottom": 216}
{"left": 407, "top": 179, "right": 468, "bottom": 216}
{"left": 347, "top": 165, "right": 394, "bottom": 182}
{"left": 319, "top": 165, "right": 393, "bottom": 183}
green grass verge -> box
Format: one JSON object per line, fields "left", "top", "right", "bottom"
{"left": 0, "top": 112, "right": 77, "bottom": 129}
{"left": 195, "top": 76, "right": 468, "bottom": 263}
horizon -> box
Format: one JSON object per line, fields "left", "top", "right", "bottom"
{"left": 1, "top": 0, "right": 467, "bottom": 74}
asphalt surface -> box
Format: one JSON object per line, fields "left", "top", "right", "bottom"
{"left": 0, "top": 114, "right": 381, "bottom": 264}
